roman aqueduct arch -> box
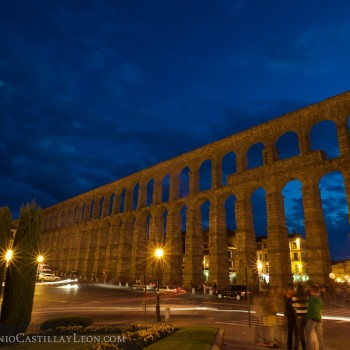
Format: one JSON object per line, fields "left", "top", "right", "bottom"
{"left": 40, "top": 92, "right": 350, "bottom": 289}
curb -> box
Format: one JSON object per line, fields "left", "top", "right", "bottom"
{"left": 211, "top": 328, "right": 224, "bottom": 350}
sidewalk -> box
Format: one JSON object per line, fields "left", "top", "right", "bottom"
{"left": 174, "top": 318, "right": 275, "bottom": 350}
{"left": 169, "top": 298, "right": 276, "bottom": 350}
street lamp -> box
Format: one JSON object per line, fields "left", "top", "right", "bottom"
{"left": 155, "top": 248, "right": 163, "bottom": 322}
{"left": 37, "top": 255, "right": 44, "bottom": 263}
{"left": 257, "top": 261, "right": 263, "bottom": 273}
{"left": 2, "top": 249, "right": 13, "bottom": 296}
{"left": 5, "top": 249, "right": 13, "bottom": 267}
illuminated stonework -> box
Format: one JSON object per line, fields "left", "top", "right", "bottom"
{"left": 40, "top": 92, "right": 350, "bottom": 289}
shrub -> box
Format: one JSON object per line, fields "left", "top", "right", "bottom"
{"left": 89, "top": 323, "right": 175, "bottom": 350}
{"left": 40, "top": 315, "right": 93, "bottom": 331}
{"left": 0, "top": 203, "right": 42, "bottom": 336}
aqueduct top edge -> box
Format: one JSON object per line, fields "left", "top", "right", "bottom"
{"left": 43, "top": 90, "right": 350, "bottom": 212}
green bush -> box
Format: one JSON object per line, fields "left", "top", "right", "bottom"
{"left": 0, "top": 203, "right": 42, "bottom": 336}
{"left": 40, "top": 315, "right": 93, "bottom": 331}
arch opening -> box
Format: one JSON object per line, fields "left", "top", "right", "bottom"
{"left": 319, "top": 171, "right": 350, "bottom": 260}
{"left": 109, "top": 193, "right": 114, "bottom": 215}
{"left": 199, "top": 160, "right": 212, "bottom": 192}
{"left": 222, "top": 152, "right": 236, "bottom": 186}
{"left": 133, "top": 184, "right": 139, "bottom": 210}
{"left": 162, "top": 174, "right": 170, "bottom": 203}
{"left": 282, "top": 180, "right": 305, "bottom": 235}
{"left": 276, "top": 132, "right": 300, "bottom": 160}
{"left": 99, "top": 197, "right": 104, "bottom": 218}
{"left": 179, "top": 167, "right": 190, "bottom": 198}
{"left": 310, "top": 120, "right": 339, "bottom": 158}
{"left": 120, "top": 189, "right": 126, "bottom": 213}
{"left": 146, "top": 179, "right": 154, "bottom": 206}
{"left": 247, "top": 143, "right": 264, "bottom": 169}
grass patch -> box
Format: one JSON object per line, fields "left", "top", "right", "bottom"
{"left": 144, "top": 327, "right": 219, "bottom": 350}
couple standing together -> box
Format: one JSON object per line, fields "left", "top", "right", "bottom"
{"left": 285, "top": 283, "right": 324, "bottom": 350}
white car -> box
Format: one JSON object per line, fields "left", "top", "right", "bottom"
{"left": 158, "top": 285, "right": 179, "bottom": 293}
{"left": 38, "top": 273, "right": 60, "bottom": 282}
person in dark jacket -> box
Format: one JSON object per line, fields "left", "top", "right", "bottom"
{"left": 284, "top": 284, "right": 298, "bottom": 350}
{"left": 306, "top": 285, "right": 324, "bottom": 350}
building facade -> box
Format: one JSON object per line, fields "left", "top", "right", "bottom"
{"left": 256, "top": 233, "right": 308, "bottom": 287}
{"left": 40, "top": 92, "right": 350, "bottom": 289}
{"left": 332, "top": 260, "right": 350, "bottom": 283}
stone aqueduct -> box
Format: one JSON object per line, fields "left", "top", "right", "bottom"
{"left": 41, "top": 92, "right": 350, "bottom": 289}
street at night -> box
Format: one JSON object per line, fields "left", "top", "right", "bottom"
{"left": 24, "top": 281, "right": 350, "bottom": 349}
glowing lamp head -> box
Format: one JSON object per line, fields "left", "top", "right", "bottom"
{"left": 155, "top": 248, "right": 164, "bottom": 259}
{"left": 257, "top": 261, "right": 263, "bottom": 271}
{"left": 37, "top": 255, "right": 44, "bottom": 263}
{"left": 5, "top": 249, "right": 13, "bottom": 263}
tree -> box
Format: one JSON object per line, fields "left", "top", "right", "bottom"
{"left": 0, "top": 203, "right": 43, "bottom": 335}
{"left": 0, "top": 207, "right": 12, "bottom": 297}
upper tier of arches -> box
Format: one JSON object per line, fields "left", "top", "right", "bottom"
{"left": 42, "top": 91, "right": 350, "bottom": 230}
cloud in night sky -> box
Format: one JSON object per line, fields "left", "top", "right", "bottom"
{"left": 0, "top": 0, "right": 350, "bottom": 260}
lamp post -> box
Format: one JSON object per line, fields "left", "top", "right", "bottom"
{"left": 257, "top": 260, "right": 263, "bottom": 292}
{"left": 155, "top": 248, "right": 163, "bottom": 322}
{"left": 329, "top": 272, "right": 336, "bottom": 297}
{"left": 2, "top": 249, "right": 13, "bottom": 297}
{"left": 245, "top": 266, "right": 251, "bottom": 328}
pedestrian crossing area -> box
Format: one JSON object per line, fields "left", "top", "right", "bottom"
{"left": 323, "top": 306, "right": 350, "bottom": 317}
{"left": 322, "top": 307, "right": 350, "bottom": 323}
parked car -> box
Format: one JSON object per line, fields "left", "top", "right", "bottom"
{"left": 38, "top": 273, "right": 60, "bottom": 282}
{"left": 216, "top": 284, "right": 249, "bottom": 300}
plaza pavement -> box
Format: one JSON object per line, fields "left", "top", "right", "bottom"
{"left": 169, "top": 290, "right": 350, "bottom": 350}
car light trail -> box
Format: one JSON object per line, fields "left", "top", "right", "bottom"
{"left": 31, "top": 304, "right": 350, "bottom": 323}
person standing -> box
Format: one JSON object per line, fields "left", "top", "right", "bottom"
{"left": 292, "top": 284, "right": 308, "bottom": 350}
{"left": 306, "top": 285, "right": 324, "bottom": 350}
{"left": 264, "top": 286, "right": 284, "bottom": 348}
{"left": 253, "top": 291, "right": 268, "bottom": 345}
{"left": 284, "top": 284, "right": 298, "bottom": 350}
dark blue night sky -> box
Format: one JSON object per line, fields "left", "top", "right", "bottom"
{"left": 0, "top": 1, "right": 349, "bottom": 260}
